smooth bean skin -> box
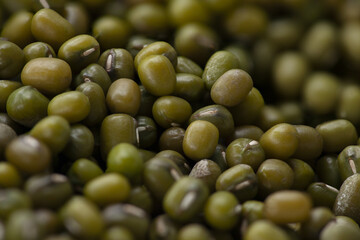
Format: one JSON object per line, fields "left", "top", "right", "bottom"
{"left": 316, "top": 119, "right": 358, "bottom": 153}
{"left": 337, "top": 84, "right": 360, "bottom": 126}
{"left": 62, "top": 124, "right": 94, "bottom": 161}
{"left": 177, "top": 224, "right": 213, "bottom": 240}
{"left": 6, "top": 86, "right": 49, "bottom": 127}
{"left": 292, "top": 125, "right": 323, "bottom": 161}
{"left": 256, "top": 105, "right": 285, "bottom": 131}
{"left": 189, "top": 104, "right": 234, "bottom": 139}
{"left": 301, "top": 21, "right": 337, "bottom": 68}
{"left": 102, "top": 226, "right": 135, "bottom": 240}
{"left": 100, "top": 114, "right": 137, "bottom": 159}
{"left": 203, "top": 50, "right": 240, "bottom": 90}
{"left": 67, "top": 158, "right": 103, "bottom": 187}
{"left": 230, "top": 87, "right": 265, "bottom": 126}
{"left": 0, "top": 162, "right": 21, "bottom": 188}
{"left": 48, "top": 91, "right": 90, "bottom": 124}
{"left": 241, "top": 200, "right": 265, "bottom": 226}
{"left": 320, "top": 218, "right": 360, "bottom": 240}
{"left": 5, "top": 135, "right": 51, "bottom": 175}
{"left": 168, "top": 0, "right": 210, "bottom": 27}
{"left": 288, "top": 158, "right": 315, "bottom": 190}
{"left": 127, "top": 3, "right": 168, "bottom": 38}
{"left": 0, "top": 80, "right": 22, "bottom": 112}
{"left": 84, "top": 173, "right": 131, "bottom": 206}
{"left": 259, "top": 123, "right": 299, "bottom": 160}
{"left": 244, "top": 220, "right": 291, "bottom": 240}
{"left": 273, "top": 52, "right": 309, "bottom": 99}
{"left": 303, "top": 72, "right": 340, "bottom": 115}
{"left": 21, "top": 58, "right": 72, "bottom": 96}
{"left": 176, "top": 56, "right": 203, "bottom": 77}
{"left": 316, "top": 155, "right": 342, "bottom": 189}
{"left": 31, "top": 8, "right": 75, "bottom": 50}
{"left": 174, "top": 23, "right": 219, "bottom": 66}
{"left": 278, "top": 102, "right": 304, "bottom": 125}
{"left": 264, "top": 190, "right": 312, "bottom": 224}
{"left": 29, "top": 115, "right": 71, "bottom": 154}
{"left": 60, "top": 196, "right": 104, "bottom": 239}
{"left": 257, "top": 159, "right": 294, "bottom": 197}
{"left": 0, "top": 11, "right": 34, "bottom": 48}
{"left": 2, "top": 2, "right": 360, "bottom": 239}
{"left": 0, "top": 40, "right": 25, "bottom": 79}
{"left": 107, "top": 143, "right": 144, "bottom": 181}
{"left": 138, "top": 55, "right": 176, "bottom": 96}
{"left": 300, "top": 207, "right": 334, "bottom": 240}
{"left": 92, "top": 16, "right": 130, "bottom": 50}
{"left": 134, "top": 41, "right": 177, "bottom": 70}
{"left": 224, "top": 5, "right": 268, "bottom": 40}
{"left": 174, "top": 73, "right": 204, "bottom": 102}
{"left": 76, "top": 82, "right": 108, "bottom": 127}
{"left": 182, "top": 120, "right": 219, "bottom": 161}
{"left": 204, "top": 191, "right": 240, "bottom": 230}
{"left": 211, "top": 69, "right": 253, "bottom": 107}
{"left": 152, "top": 96, "right": 192, "bottom": 129}
{"left": 341, "top": 21, "right": 360, "bottom": 65}
{"left": 225, "top": 44, "right": 252, "bottom": 73}
{"left": 159, "top": 127, "right": 185, "bottom": 154}
{"left": 106, "top": 78, "right": 141, "bottom": 117}
{"left": 128, "top": 186, "right": 154, "bottom": 215}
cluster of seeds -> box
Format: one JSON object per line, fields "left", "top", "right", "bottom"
{"left": 1, "top": 0, "right": 360, "bottom": 239}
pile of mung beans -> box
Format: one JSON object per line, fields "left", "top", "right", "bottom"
{"left": 1, "top": 0, "right": 360, "bottom": 239}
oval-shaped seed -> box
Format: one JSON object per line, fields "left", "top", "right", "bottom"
{"left": 264, "top": 190, "right": 312, "bottom": 224}
{"left": 182, "top": 120, "right": 219, "bottom": 161}
{"left": 138, "top": 55, "right": 176, "bottom": 96}
{"left": 211, "top": 69, "right": 253, "bottom": 107}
